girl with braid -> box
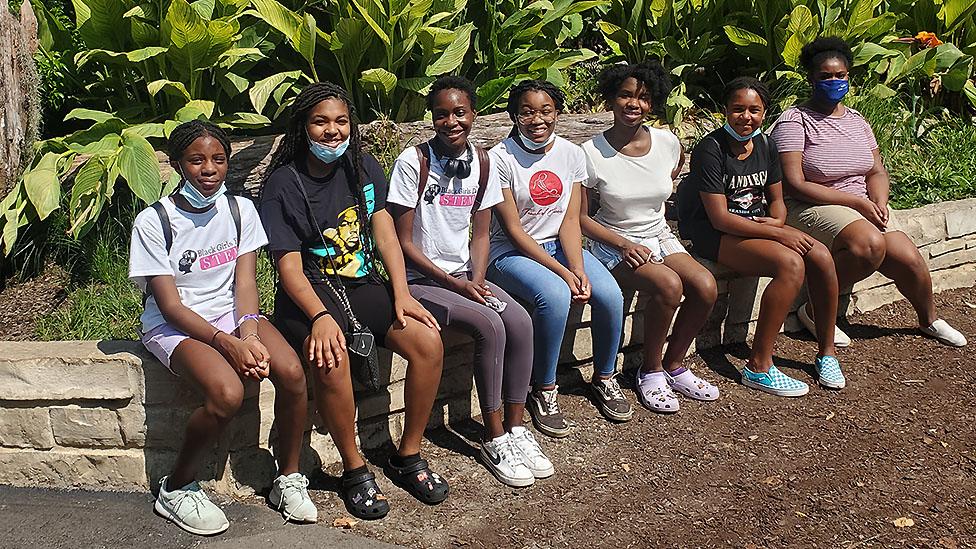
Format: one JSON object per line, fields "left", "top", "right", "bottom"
{"left": 130, "top": 121, "right": 315, "bottom": 535}
{"left": 259, "top": 83, "right": 447, "bottom": 520}
{"left": 487, "top": 80, "right": 630, "bottom": 439}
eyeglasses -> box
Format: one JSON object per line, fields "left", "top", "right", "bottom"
{"left": 516, "top": 109, "right": 557, "bottom": 124}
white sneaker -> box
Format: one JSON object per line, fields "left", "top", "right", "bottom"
{"left": 509, "top": 426, "right": 555, "bottom": 479}
{"left": 481, "top": 432, "right": 535, "bottom": 487}
{"left": 797, "top": 302, "right": 851, "bottom": 347}
{"left": 269, "top": 472, "right": 318, "bottom": 523}
{"left": 154, "top": 476, "right": 229, "bottom": 536}
{"left": 920, "top": 319, "right": 967, "bottom": 347}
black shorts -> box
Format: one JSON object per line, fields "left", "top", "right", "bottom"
{"left": 273, "top": 280, "right": 396, "bottom": 352}
{"left": 680, "top": 222, "right": 723, "bottom": 262}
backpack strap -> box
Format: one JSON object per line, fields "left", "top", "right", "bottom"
{"left": 471, "top": 146, "right": 490, "bottom": 215}
{"left": 226, "top": 194, "right": 242, "bottom": 246}
{"left": 150, "top": 200, "right": 173, "bottom": 253}
{"left": 414, "top": 142, "right": 431, "bottom": 208}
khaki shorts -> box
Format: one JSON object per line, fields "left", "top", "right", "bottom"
{"left": 785, "top": 198, "right": 902, "bottom": 247}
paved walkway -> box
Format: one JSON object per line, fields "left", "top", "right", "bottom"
{"left": 0, "top": 486, "right": 401, "bottom": 549}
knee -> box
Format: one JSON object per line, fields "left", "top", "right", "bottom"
{"left": 274, "top": 358, "right": 308, "bottom": 397}
{"left": 207, "top": 383, "right": 244, "bottom": 421}
{"left": 407, "top": 326, "right": 444, "bottom": 364}
{"left": 805, "top": 242, "right": 835, "bottom": 273}
{"left": 686, "top": 271, "right": 718, "bottom": 308}
{"left": 775, "top": 253, "right": 806, "bottom": 285}
{"left": 536, "top": 286, "right": 572, "bottom": 318}
{"left": 848, "top": 233, "right": 886, "bottom": 266}
{"left": 648, "top": 273, "right": 683, "bottom": 310}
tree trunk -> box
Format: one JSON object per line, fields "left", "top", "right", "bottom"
{"left": 0, "top": 1, "right": 40, "bottom": 199}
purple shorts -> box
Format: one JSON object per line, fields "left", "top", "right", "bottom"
{"left": 141, "top": 311, "right": 242, "bottom": 373}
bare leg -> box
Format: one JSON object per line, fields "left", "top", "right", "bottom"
{"left": 660, "top": 253, "right": 718, "bottom": 371}
{"left": 259, "top": 318, "right": 308, "bottom": 476}
{"left": 168, "top": 339, "right": 245, "bottom": 489}
{"left": 384, "top": 318, "right": 444, "bottom": 457}
{"left": 502, "top": 402, "right": 526, "bottom": 432}
{"left": 878, "top": 230, "right": 937, "bottom": 326}
{"left": 612, "top": 261, "right": 683, "bottom": 373}
{"left": 308, "top": 346, "right": 363, "bottom": 471}
{"left": 802, "top": 242, "right": 839, "bottom": 357}
{"left": 717, "top": 236, "right": 805, "bottom": 373}
{"left": 483, "top": 409, "right": 504, "bottom": 440}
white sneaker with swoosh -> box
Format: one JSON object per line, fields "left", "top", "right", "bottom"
{"left": 480, "top": 432, "right": 534, "bottom": 487}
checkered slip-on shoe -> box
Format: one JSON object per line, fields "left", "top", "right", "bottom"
{"left": 741, "top": 365, "right": 809, "bottom": 397}
{"left": 815, "top": 355, "right": 846, "bottom": 390}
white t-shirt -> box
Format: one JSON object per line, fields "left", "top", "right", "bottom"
{"left": 129, "top": 195, "right": 268, "bottom": 333}
{"left": 387, "top": 144, "right": 503, "bottom": 280}
{"left": 488, "top": 135, "right": 587, "bottom": 261}
{"left": 582, "top": 126, "right": 681, "bottom": 241}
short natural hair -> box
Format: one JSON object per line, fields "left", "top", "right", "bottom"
{"left": 426, "top": 75, "right": 478, "bottom": 110}
{"left": 800, "top": 36, "right": 854, "bottom": 72}
{"left": 724, "top": 76, "right": 771, "bottom": 110}
{"left": 596, "top": 59, "right": 672, "bottom": 117}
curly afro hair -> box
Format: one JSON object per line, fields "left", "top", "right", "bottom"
{"left": 800, "top": 36, "right": 854, "bottom": 73}
{"left": 426, "top": 75, "right": 478, "bottom": 110}
{"left": 596, "top": 59, "right": 672, "bottom": 117}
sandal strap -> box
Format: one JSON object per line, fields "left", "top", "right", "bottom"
{"left": 388, "top": 457, "right": 431, "bottom": 476}
{"left": 341, "top": 470, "right": 378, "bottom": 490}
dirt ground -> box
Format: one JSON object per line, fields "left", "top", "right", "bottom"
{"left": 274, "top": 288, "right": 976, "bottom": 549}
{"left": 0, "top": 265, "right": 68, "bottom": 339}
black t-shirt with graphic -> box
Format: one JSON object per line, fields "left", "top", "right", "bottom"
{"left": 260, "top": 154, "right": 388, "bottom": 285}
{"left": 678, "top": 129, "right": 781, "bottom": 241}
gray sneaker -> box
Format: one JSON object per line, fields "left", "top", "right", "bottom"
{"left": 154, "top": 476, "right": 229, "bottom": 536}
{"left": 527, "top": 386, "right": 571, "bottom": 438}
{"left": 590, "top": 375, "right": 633, "bottom": 422}
{"left": 269, "top": 472, "right": 318, "bottom": 523}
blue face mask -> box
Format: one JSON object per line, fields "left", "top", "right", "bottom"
{"left": 517, "top": 129, "right": 556, "bottom": 151}
{"left": 178, "top": 170, "right": 226, "bottom": 209}
{"left": 815, "top": 79, "right": 849, "bottom": 103}
{"left": 307, "top": 132, "right": 350, "bottom": 164}
{"left": 723, "top": 122, "right": 761, "bottom": 142}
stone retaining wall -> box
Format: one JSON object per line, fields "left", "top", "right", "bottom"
{"left": 1, "top": 198, "right": 974, "bottom": 494}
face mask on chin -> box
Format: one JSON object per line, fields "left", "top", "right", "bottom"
{"left": 722, "top": 121, "right": 762, "bottom": 142}
{"left": 307, "top": 129, "right": 350, "bottom": 164}
{"left": 517, "top": 129, "right": 556, "bottom": 151}
{"left": 178, "top": 168, "right": 226, "bottom": 209}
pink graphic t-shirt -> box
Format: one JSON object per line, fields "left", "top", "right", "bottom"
{"left": 771, "top": 106, "right": 879, "bottom": 198}
{"left": 488, "top": 135, "right": 588, "bottom": 261}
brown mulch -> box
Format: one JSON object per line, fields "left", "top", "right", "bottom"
{"left": 0, "top": 265, "right": 69, "bottom": 340}
{"left": 281, "top": 288, "right": 976, "bottom": 548}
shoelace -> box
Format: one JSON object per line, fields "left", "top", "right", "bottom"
{"left": 170, "top": 487, "right": 210, "bottom": 519}
{"left": 512, "top": 430, "right": 545, "bottom": 460}
{"left": 602, "top": 377, "right": 626, "bottom": 401}
{"left": 276, "top": 475, "right": 311, "bottom": 523}
{"left": 541, "top": 388, "right": 560, "bottom": 414}
{"left": 495, "top": 436, "right": 520, "bottom": 465}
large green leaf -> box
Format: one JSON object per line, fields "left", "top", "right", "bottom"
{"left": 65, "top": 109, "right": 117, "bottom": 124}
{"left": 425, "top": 23, "right": 474, "bottom": 75}
{"left": 361, "top": 68, "right": 398, "bottom": 96}
{"left": 72, "top": 0, "right": 126, "bottom": 51}
{"left": 147, "top": 80, "right": 192, "bottom": 101}
{"left": 23, "top": 153, "right": 63, "bottom": 221}
{"left": 249, "top": 71, "right": 303, "bottom": 114}
{"left": 939, "top": 0, "right": 976, "bottom": 31}
{"left": 217, "top": 112, "right": 273, "bottom": 128}
{"left": 69, "top": 158, "right": 107, "bottom": 238}
{"left": 723, "top": 26, "right": 768, "bottom": 47}
{"left": 118, "top": 131, "right": 163, "bottom": 205}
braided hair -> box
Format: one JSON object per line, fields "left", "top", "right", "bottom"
{"left": 264, "top": 82, "right": 384, "bottom": 284}
{"left": 505, "top": 79, "right": 566, "bottom": 137}
{"left": 596, "top": 60, "right": 672, "bottom": 118}
{"left": 167, "top": 120, "right": 231, "bottom": 161}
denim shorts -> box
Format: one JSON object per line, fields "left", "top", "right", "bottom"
{"left": 587, "top": 228, "right": 688, "bottom": 271}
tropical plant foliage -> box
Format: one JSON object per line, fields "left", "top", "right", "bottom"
{"left": 2, "top": 0, "right": 975, "bottom": 257}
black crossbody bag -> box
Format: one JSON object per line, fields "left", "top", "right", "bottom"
{"left": 287, "top": 164, "right": 381, "bottom": 391}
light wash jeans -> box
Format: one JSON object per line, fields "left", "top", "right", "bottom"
{"left": 488, "top": 240, "right": 624, "bottom": 387}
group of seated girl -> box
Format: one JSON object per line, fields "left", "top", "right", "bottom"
{"left": 128, "top": 36, "right": 966, "bottom": 536}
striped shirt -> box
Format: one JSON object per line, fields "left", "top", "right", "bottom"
{"left": 771, "top": 106, "right": 878, "bottom": 198}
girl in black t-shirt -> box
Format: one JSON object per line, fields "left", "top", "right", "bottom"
{"left": 678, "top": 77, "right": 844, "bottom": 397}
{"left": 259, "top": 83, "right": 447, "bottom": 520}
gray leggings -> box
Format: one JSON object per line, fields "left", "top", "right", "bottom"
{"left": 409, "top": 273, "right": 533, "bottom": 415}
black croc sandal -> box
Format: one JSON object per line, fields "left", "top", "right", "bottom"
{"left": 384, "top": 457, "right": 449, "bottom": 505}
{"left": 341, "top": 470, "right": 389, "bottom": 520}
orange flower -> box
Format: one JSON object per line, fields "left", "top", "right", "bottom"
{"left": 916, "top": 31, "right": 943, "bottom": 48}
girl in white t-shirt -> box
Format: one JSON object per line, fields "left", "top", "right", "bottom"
{"left": 580, "top": 61, "right": 720, "bottom": 414}
{"left": 129, "top": 121, "right": 315, "bottom": 535}
{"left": 487, "top": 80, "right": 629, "bottom": 439}
{"left": 389, "top": 76, "right": 550, "bottom": 488}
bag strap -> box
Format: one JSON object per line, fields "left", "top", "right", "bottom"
{"left": 414, "top": 142, "right": 431, "bottom": 208}
{"left": 226, "top": 194, "right": 242, "bottom": 246}
{"left": 471, "top": 146, "right": 489, "bottom": 215}
{"left": 150, "top": 200, "right": 173, "bottom": 253}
